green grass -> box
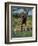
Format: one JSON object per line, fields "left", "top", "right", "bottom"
{"left": 11, "top": 31, "right": 32, "bottom": 37}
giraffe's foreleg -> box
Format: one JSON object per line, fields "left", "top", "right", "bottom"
{"left": 24, "top": 23, "right": 27, "bottom": 31}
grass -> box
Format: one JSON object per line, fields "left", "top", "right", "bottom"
{"left": 11, "top": 31, "right": 32, "bottom": 38}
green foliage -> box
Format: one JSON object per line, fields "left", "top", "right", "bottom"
{"left": 12, "top": 14, "right": 19, "bottom": 19}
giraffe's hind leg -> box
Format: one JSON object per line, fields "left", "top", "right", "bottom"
{"left": 21, "top": 24, "right": 23, "bottom": 32}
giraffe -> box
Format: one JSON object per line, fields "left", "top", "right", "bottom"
{"left": 20, "top": 12, "right": 28, "bottom": 32}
